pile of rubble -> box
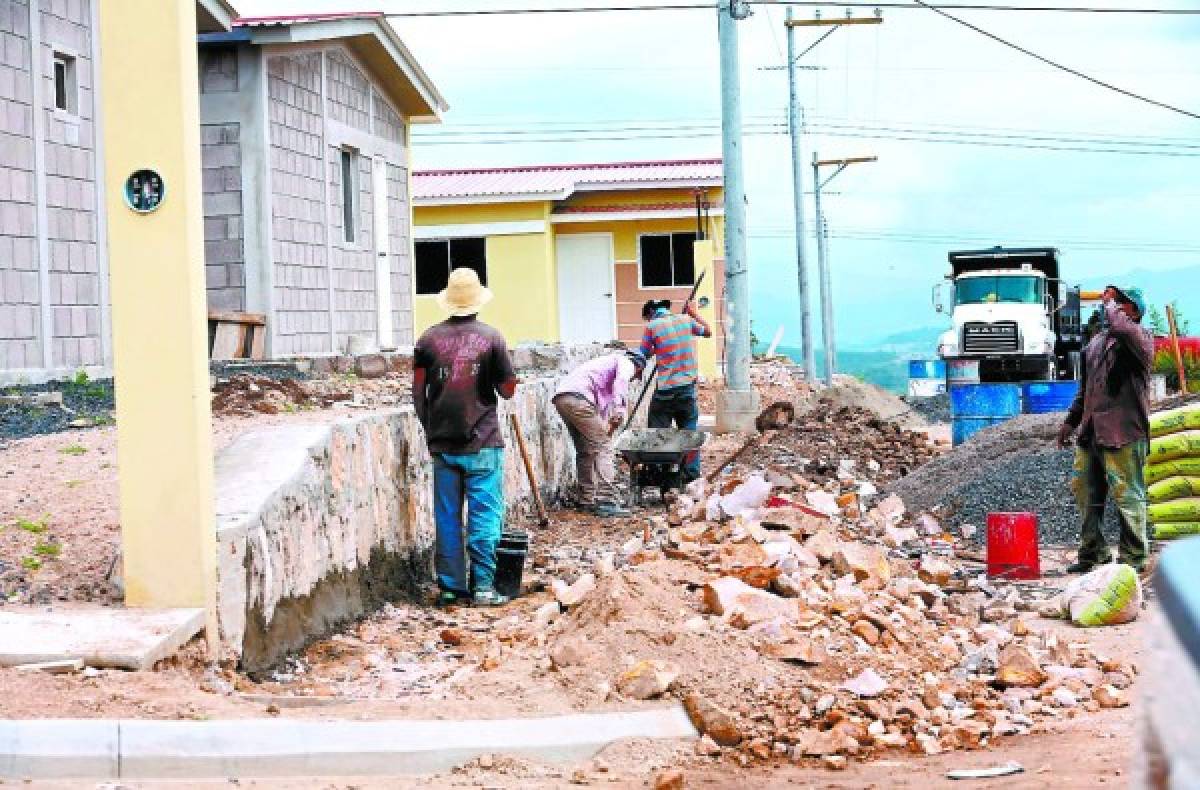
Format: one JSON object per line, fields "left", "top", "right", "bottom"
{"left": 534, "top": 482, "right": 1135, "bottom": 768}
{"left": 210, "top": 372, "right": 412, "bottom": 418}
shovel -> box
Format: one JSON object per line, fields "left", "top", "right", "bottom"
{"left": 509, "top": 413, "right": 549, "bottom": 527}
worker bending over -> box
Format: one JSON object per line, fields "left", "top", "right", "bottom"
{"left": 413, "top": 268, "right": 517, "bottom": 607}
{"left": 639, "top": 298, "right": 712, "bottom": 483}
{"left": 1057, "top": 285, "right": 1153, "bottom": 573}
{"left": 554, "top": 350, "right": 647, "bottom": 517}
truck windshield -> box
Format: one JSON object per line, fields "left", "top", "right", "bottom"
{"left": 955, "top": 276, "right": 1043, "bottom": 305}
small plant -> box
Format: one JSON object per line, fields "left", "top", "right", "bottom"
{"left": 33, "top": 541, "right": 60, "bottom": 558}
{"left": 71, "top": 370, "right": 90, "bottom": 388}
{"left": 59, "top": 444, "right": 87, "bottom": 456}
{"left": 20, "top": 556, "right": 41, "bottom": 571}
{"left": 15, "top": 517, "right": 48, "bottom": 534}
{"left": 65, "top": 479, "right": 83, "bottom": 488}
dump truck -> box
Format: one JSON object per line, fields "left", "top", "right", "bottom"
{"left": 934, "top": 246, "right": 1085, "bottom": 382}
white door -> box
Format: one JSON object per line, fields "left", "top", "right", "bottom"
{"left": 372, "top": 158, "right": 395, "bottom": 350}
{"left": 556, "top": 233, "right": 615, "bottom": 344}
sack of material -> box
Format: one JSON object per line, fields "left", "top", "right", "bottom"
{"left": 1145, "top": 458, "right": 1200, "bottom": 486}
{"left": 1149, "top": 430, "right": 1200, "bottom": 464}
{"left": 1148, "top": 476, "right": 1200, "bottom": 503}
{"left": 1045, "top": 564, "right": 1142, "bottom": 627}
{"left": 1150, "top": 405, "right": 1200, "bottom": 438}
{"left": 1149, "top": 498, "right": 1200, "bottom": 524}
{"left": 1153, "top": 522, "right": 1200, "bottom": 540}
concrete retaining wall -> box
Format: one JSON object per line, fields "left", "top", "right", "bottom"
{"left": 213, "top": 376, "right": 581, "bottom": 671}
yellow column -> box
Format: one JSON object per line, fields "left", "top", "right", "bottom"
{"left": 694, "top": 239, "right": 719, "bottom": 381}
{"left": 98, "top": 2, "right": 216, "bottom": 628}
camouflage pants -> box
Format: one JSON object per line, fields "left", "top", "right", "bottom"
{"left": 1069, "top": 440, "right": 1149, "bottom": 569}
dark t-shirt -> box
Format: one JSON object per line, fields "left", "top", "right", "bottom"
{"left": 414, "top": 317, "right": 515, "bottom": 455}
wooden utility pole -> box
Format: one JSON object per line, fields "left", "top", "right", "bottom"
{"left": 1166, "top": 303, "right": 1189, "bottom": 394}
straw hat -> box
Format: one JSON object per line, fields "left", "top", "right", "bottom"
{"left": 437, "top": 268, "right": 493, "bottom": 317}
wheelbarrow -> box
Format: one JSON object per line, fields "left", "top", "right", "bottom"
{"left": 615, "top": 428, "right": 707, "bottom": 507}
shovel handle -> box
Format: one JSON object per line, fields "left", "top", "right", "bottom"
{"left": 509, "top": 413, "right": 549, "bottom": 526}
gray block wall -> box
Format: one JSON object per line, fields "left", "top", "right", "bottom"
{"left": 266, "top": 51, "right": 331, "bottom": 356}
{"left": 200, "top": 122, "right": 244, "bottom": 311}
{"left": 386, "top": 162, "right": 413, "bottom": 346}
{"left": 327, "top": 133, "right": 376, "bottom": 351}
{"left": 0, "top": 0, "right": 104, "bottom": 376}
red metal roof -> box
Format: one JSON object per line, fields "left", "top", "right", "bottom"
{"left": 553, "top": 201, "right": 723, "bottom": 215}
{"left": 235, "top": 12, "right": 384, "bottom": 27}
{"left": 413, "top": 158, "right": 723, "bottom": 202}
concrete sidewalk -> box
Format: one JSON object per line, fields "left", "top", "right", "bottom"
{"left": 0, "top": 707, "right": 697, "bottom": 780}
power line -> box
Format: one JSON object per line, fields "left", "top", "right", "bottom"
{"left": 911, "top": 0, "right": 1200, "bottom": 121}
{"left": 384, "top": 3, "right": 1200, "bottom": 16}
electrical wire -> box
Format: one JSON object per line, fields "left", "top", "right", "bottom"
{"left": 911, "top": 0, "right": 1200, "bottom": 121}
{"left": 382, "top": 2, "right": 1200, "bottom": 16}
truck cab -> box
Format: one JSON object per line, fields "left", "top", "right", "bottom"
{"left": 935, "top": 247, "right": 1082, "bottom": 382}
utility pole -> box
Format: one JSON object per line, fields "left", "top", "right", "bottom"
{"left": 785, "top": 6, "right": 815, "bottom": 382}
{"left": 785, "top": 11, "right": 881, "bottom": 386}
{"left": 812, "top": 154, "right": 877, "bottom": 385}
{"left": 715, "top": 0, "right": 758, "bottom": 432}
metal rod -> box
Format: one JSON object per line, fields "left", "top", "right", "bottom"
{"left": 718, "top": 0, "right": 752, "bottom": 393}
{"left": 786, "top": 16, "right": 883, "bottom": 26}
{"left": 786, "top": 6, "right": 814, "bottom": 382}
{"left": 812, "top": 152, "right": 835, "bottom": 385}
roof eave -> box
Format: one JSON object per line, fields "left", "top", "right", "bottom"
{"left": 196, "top": 0, "right": 237, "bottom": 33}
{"left": 415, "top": 191, "right": 567, "bottom": 207}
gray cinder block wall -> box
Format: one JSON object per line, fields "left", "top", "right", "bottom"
{"left": 0, "top": 0, "right": 108, "bottom": 384}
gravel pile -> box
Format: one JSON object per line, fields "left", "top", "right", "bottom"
{"left": 901, "top": 393, "right": 950, "bottom": 424}
{"left": 888, "top": 412, "right": 1118, "bottom": 546}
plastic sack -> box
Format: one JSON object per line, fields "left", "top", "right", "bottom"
{"left": 1150, "top": 405, "right": 1200, "bottom": 438}
{"left": 1149, "top": 498, "right": 1200, "bottom": 524}
{"left": 1153, "top": 522, "right": 1200, "bottom": 540}
{"left": 1148, "top": 430, "right": 1200, "bottom": 463}
{"left": 1148, "top": 476, "right": 1200, "bottom": 503}
{"left": 1047, "top": 564, "right": 1142, "bottom": 627}
{"left": 1145, "top": 458, "right": 1200, "bottom": 486}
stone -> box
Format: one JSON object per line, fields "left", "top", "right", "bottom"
{"left": 1104, "top": 671, "right": 1132, "bottom": 690}
{"left": 683, "top": 692, "right": 743, "bottom": 746}
{"left": 823, "top": 756, "right": 848, "bottom": 771}
{"left": 1094, "top": 685, "right": 1128, "bottom": 709}
{"left": 875, "top": 494, "right": 907, "bottom": 525}
{"left": 549, "top": 636, "right": 597, "bottom": 669}
{"left": 762, "top": 638, "right": 825, "bottom": 666}
{"left": 354, "top": 354, "right": 388, "bottom": 379}
{"left": 553, "top": 573, "right": 597, "bottom": 608}
{"left": 534, "top": 602, "right": 561, "bottom": 631}
{"left": 439, "top": 628, "right": 467, "bottom": 647}
{"left": 805, "top": 529, "right": 840, "bottom": 563}
{"left": 841, "top": 668, "right": 888, "bottom": 698}
{"left": 917, "top": 555, "right": 955, "bottom": 587}
{"left": 653, "top": 769, "right": 685, "bottom": 790}
{"left": 795, "top": 728, "right": 858, "bottom": 757}
{"left": 851, "top": 620, "right": 881, "bottom": 646}
{"left": 995, "top": 644, "right": 1046, "bottom": 688}
{"left": 694, "top": 735, "right": 722, "bottom": 756}
{"left": 772, "top": 572, "right": 805, "bottom": 598}
{"left": 760, "top": 507, "right": 827, "bottom": 536}
{"left": 831, "top": 543, "right": 891, "bottom": 589}
{"left": 617, "top": 660, "right": 679, "bottom": 700}
{"left": 1052, "top": 687, "right": 1079, "bottom": 708}
{"left": 882, "top": 526, "right": 919, "bottom": 548}
{"left": 730, "top": 566, "right": 782, "bottom": 590}
{"left": 702, "top": 577, "right": 796, "bottom": 627}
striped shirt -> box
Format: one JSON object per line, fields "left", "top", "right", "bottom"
{"left": 639, "top": 312, "right": 709, "bottom": 390}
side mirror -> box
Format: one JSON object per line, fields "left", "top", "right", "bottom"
{"left": 932, "top": 284, "right": 947, "bottom": 314}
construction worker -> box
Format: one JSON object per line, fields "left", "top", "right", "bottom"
{"left": 553, "top": 350, "right": 647, "bottom": 517}
{"left": 413, "top": 268, "right": 518, "bottom": 607}
{"left": 640, "top": 298, "right": 712, "bottom": 482}
{"left": 1057, "top": 285, "right": 1153, "bottom": 574}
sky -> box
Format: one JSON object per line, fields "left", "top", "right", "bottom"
{"left": 237, "top": 1, "right": 1200, "bottom": 349}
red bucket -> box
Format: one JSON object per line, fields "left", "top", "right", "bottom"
{"left": 986, "top": 512, "right": 1040, "bottom": 580}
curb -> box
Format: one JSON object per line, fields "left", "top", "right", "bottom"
{"left": 0, "top": 706, "right": 697, "bottom": 779}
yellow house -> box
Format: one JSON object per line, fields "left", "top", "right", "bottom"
{"left": 412, "top": 159, "right": 726, "bottom": 378}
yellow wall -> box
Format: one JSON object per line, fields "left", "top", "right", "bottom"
{"left": 98, "top": 1, "right": 217, "bottom": 628}
{"left": 413, "top": 201, "right": 558, "bottom": 342}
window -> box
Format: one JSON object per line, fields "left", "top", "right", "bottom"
{"left": 340, "top": 148, "right": 358, "bottom": 244}
{"left": 639, "top": 232, "right": 696, "bottom": 288}
{"left": 955, "top": 276, "right": 1044, "bottom": 306}
{"left": 53, "top": 53, "right": 77, "bottom": 114}
{"left": 415, "top": 238, "right": 487, "bottom": 295}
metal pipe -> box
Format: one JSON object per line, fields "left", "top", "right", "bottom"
{"left": 786, "top": 6, "right": 814, "bottom": 381}
{"left": 812, "top": 152, "right": 835, "bottom": 385}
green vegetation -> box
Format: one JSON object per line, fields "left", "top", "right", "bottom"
{"left": 59, "top": 444, "right": 87, "bottom": 456}
{"left": 1148, "top": 303, "right": 1191, "bottom": 336}
{"left": 13, "top": 517, "right": 48, "bottom": 534}
{"left": 65, "top": 369, "right": 110, "bottom": 400}
{"left": 20, "top": 557, "right": 41, "bottom": 571}
{"left": 32, "top": 541, "right": 60, "bottom": 558}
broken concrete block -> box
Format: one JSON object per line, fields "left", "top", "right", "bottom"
{"left": 354, "top": 354, "right": 388, "bottom": 379}
{"left": 805, "top": 529, "right": 839, "bottom": 563}
{"left": 552, "top": 573, "right": 596, "bottom": 608}
{"left": 683, "top": 692, "right": 743, "bottom": 746}
{"left": 882, "top": 525, "right": 919, "bottom": 548}
{"left": 805, "top": 490, "right": 840, "bottom": 517}
{"left": 702, "top": 577, "right": 796, "bottom": 627}
{"left": 851, "top": 619, "right": 881, "bottom": 646}
{"left": 1093, "top": 684, "right": 1128, "bottom": 709}
{"left": 995, "top": 644, "right": 1047, "bottom": 688}
{"left": 653, "top": 769, "right": 685, "bottom": 790}
{"left": 841, "top": 668, "right": 888, "bottom": 698}
{"left": 1052, "top": 687, "right": 1079, "bottom": 708}
{"left": 875, "top": 494, "right": 906, "bottom": 526}
{"left": 534, "top": 602, "right": 561, "bottom": 631}
{"left": 617, "top": 659, "right": 679, "bottom": 700}
{"left": 917, "top": 555, "right": 956, "bottom": 587}
{"left": 831, "top": 543, "right": 891, "bottom": 589}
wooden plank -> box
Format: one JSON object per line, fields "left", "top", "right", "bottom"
{"left": 210, "top": 322, "right": 245, "bottom": 360}
{"left": 248, "top": 325, "right": 266, "bottom": 361}
{"left": 207, "top": 311, "right": 266, "bottom": 326}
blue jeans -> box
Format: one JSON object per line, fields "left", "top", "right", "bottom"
{"left": 648, "top": 383, "right": 701, "bottom": 480}
{"left": 432, "top": 447, "right": 505, "bottom": 594}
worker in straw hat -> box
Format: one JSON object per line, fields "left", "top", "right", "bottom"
{"left": 553, "top": 349, "right": 648, "bottom": 517}
{"left": 413, "top": 267, "right": 518, "bottom": 607}
{"left": 1057, "top": 284, "right": 1153, "bottom": 574}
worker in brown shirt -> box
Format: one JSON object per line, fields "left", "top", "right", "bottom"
{"left": 1057, "top": 285, "right": 1153, "bottom": 573}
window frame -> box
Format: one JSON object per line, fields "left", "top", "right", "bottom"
{"left": 52, "top": 51, "right": 78, "bottom": 116}
{"left": 339, "top": 147, "right": 359, "bottom": 246}
{"left": 414, "top": 237, "right": 488, "bottom": 297}
{"left": 637, "top": 231, "right": 698, "bottom": 289}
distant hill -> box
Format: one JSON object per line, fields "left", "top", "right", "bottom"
{"left": 763, "top": 345, "right": 910, "bottom": 394}
{"left": 848, "top": 325, "right": 949, "bottom": 355}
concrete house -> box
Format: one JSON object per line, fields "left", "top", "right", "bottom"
{"left": 0, "top": 5, "right": 444, "bottom": 383}
{"left": 197, "top": 12, "right": 446, "bottom": 358}
{"left": 412, "top": 159, "right": 726, "bottom": 377}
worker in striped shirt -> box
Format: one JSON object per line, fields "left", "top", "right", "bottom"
{"left": 639, "top": 298, "right": 713, "bottom": 482}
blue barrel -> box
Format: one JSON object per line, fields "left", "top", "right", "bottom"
{"left": 908, "top": 359, "right": 947, "bottom": 397}
{"left": 949, "top": 383, "right": 1022, "bottom": 446}
{"left": 1022, "top": 381, "right": 1080, "bottom": 414}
